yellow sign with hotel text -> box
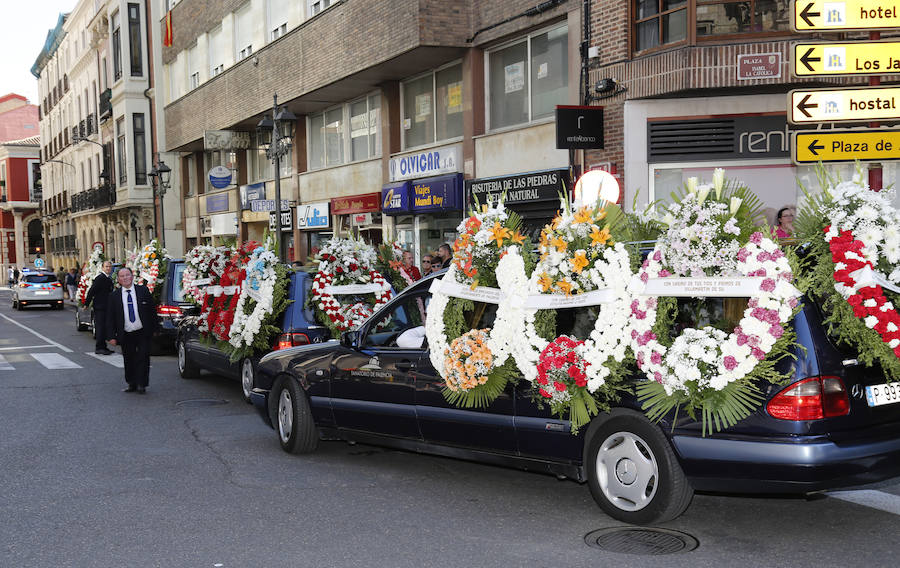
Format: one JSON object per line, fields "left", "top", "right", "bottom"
{"left": 789, "top": 86, "right": 900, "bottom": 124}
{"left": 792, "top": 130, "right": 900, "bottom": 164}
{"left": 793, "top": 1, "right": 900, "bottom": 31}
{"left": 793, "top": 41, "right": 900, "bottom": 76}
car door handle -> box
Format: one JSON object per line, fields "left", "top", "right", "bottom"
{"left": 395, "top": 361, "right": 417, "bottom": 372}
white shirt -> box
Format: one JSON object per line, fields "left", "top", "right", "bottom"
{"left": 121, "top": 286, "right": 144, "bottom": 332}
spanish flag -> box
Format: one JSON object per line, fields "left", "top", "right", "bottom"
{"left": 163, "top": 10, "right": 173, "bottom": 47}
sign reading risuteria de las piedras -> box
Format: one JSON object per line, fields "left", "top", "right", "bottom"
{"left": 466, "top": 169, "right": 569, "bottom": 206}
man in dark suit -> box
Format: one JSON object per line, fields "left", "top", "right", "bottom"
{"left": 85, "top": 260, "right": 115, "bottom": 354}
{"left": 107, "top": 266, "right": 157, "bottom": 394}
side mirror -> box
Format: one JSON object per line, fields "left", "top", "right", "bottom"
{"left": 340, "top": 330, "right": 359, "bottom": 348}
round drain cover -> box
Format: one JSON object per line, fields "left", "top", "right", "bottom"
{"left": 584, "top": 527, "right": 698, "bottom": 555}
{"left": 176, "top": 399, "right": 230, "bottom": 407}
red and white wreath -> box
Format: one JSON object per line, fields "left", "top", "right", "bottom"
{"left": 310, "top": 238, "right": 392, "bottom": 332}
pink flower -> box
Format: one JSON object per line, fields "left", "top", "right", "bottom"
{"left": 653, "top": 250, "right": 662, "bottom": 261}
{"left": 751, "top": 347, "right": 766, "bottom": 361}
{"left": 769, "top": 324, "right": 784, "bottom": 339}
{"left": 723, "top": 355, "right": 738, "bottom": 371}
{"left": 749, "top": 232, "right": 763, "bottom": 245}
{"left": 653, "top": 371, "right": 663, "bottom": 384}
{"left": 737, "top": 248, "right": 751, "bottom": 262}
{"left": 650, "top": 351, "right": 662, "bottom": 365}
{"left": 760, "top": 278, "right": 776, "bottom": 292}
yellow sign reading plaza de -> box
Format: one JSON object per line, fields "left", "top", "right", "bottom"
{"left": 793, "top": 130, "right": 900, "bottom": 164}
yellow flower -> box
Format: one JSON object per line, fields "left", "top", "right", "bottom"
{"left": 573, "top": 207, "right": 592, "bottom": 224}
{"left": 538, "top": 273, "right": 552, "bottom": 292}
{"left": 571, "top": 251, "right": 589, "bottom": 273}
{"left": 489, "top": 222, "right": 511, "bottom": 248}
{"left": 590, "top": 225, "right": 611, "bottom": 247}
{"left": 557, "top": 281, "right": 573, "bottom": 296}
{"left": 551, "top": 236, "right": 568, "bottom": 253}
{"left": 510, "top": 230, "right": 525, "bottom": 245}
{"left": 595, "top": 207, "right": 607, "bottom": 221}
{"left": 540, "top": 230, "right": 550, "bottom": 249}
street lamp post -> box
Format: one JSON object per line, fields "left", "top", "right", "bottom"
{"left": 148, "top": 160, "right": 171, "bottom": 248}
{"left": 256, "top": 94, "right": 297, "bottom": 261}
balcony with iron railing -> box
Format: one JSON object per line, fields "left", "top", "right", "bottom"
{"left": 86, "top": 113, "right": 96, "bottom": 136}
{"left": 99, "top": 89, "right": 111, "bottom": 121}
{"left": 70, "top": 185, "right": 117, "bottom": 213}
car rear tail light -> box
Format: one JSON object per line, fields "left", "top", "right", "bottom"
{"left": 275, "top": 332, "right": 310, "bottom": 350}
{"left": 767, "top": 376, "right": 851, "bottom": 421}
{"left": 157, "top": 305, "right": 183, "bottom": 317}
{"left": 19, "top": 283, "right": 28, "bottom": 288}
{"left": 53, "top": 282, "right": 62, "bottom": 287}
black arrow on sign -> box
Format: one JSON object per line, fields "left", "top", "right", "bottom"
{"left": 800, "top": 3, "right": 821, "bottom": 27}
{"left": 807, "top": 139, "right": 825, "bottom": 156}
{"left": 797, "top": 94, "right": 818, "bottom": 118}
{"left": 800, "top": 47, "right": 821, "bottom": 72}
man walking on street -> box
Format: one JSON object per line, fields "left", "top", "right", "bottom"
{"left": 85, "top": 260, "right": 114, "bottom": 355}
{"left": 107, "top": 267, "right": 156, "bottom": 394}
{"left": 56, "top": 267, "right": 67, "bottom": 296}
{"left": 65, "top": 268, "right": 78, "bottom": 302}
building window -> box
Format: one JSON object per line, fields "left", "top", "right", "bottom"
{"left": 268, "top": 0, "right": 289, "bottom": 40}
{"left": 190, "top": 72, "right": 200, "bottom": 90}
{"left": 635, "top": 1, "right": 790, "bottom": 52}
{"left": 235, "top": 2, "right": 254, "bottom": 62}
{"left": 249, "top": 148, "right": 273, "bottom": 182}
{"left": 308, "top": 0, "right": 331, "bottom": 16}
{"left": 271, "top": 23, "right": 287, "bottom": 41}
{"left": 350, "top": 94, "right": 380, "bottom": 161}
{"left": 402, "top": 64, "right": 462, "bottom": 150}
{"left": 112, "top": 11, "right": 122, "bottom": 81}
{"left": 204, "top": 150, "right": 236, "bottom": 193}
{"left": 188, "top": 43, "right": 201, "bottom": 90}
{"left": 308, "top": 94, "right": 380, "bottom": 170}
{"left": 487, "top": 24, "right": 568, "bottom": 131}
{"left": 185, "top": 155, "right": 196, "bottom": 196}
{"left": 133, "top": 113, "right": 146, "bottom": 185}
{"left": 209, "top": 25, "right": 226, "bottom": 78}
{"left": 128, "top": 3, "right": 143, "bottom": 76}
{"left": 116, "top": 117, "right": 127, "bottom": 185}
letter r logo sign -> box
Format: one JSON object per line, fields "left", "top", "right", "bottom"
{"left": 577, "top": 115, "right": 585, "bottom": 129}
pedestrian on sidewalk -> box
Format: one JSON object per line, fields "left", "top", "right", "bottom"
{"left": 106, "top": 267, "right": 156, "bottom": 394}
{"left": 85, "top": 260, "right": 114, "bottom": 355}
{"left": 56, "top": 266, "right": 67, "bottom": 295}
{"left": 7, "top": 266, "right": 13, "bottom": 286}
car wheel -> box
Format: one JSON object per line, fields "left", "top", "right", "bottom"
{"left": 240, "top": 358, "right": 255, "bottom": 404}
{"left": 586, "top": 410, "right": 693, "bottom": 525}
{"left": 177, "top": 339, "right": 200, "bottom": 379}
{"left": 275, "top": 378, "right": 318, "bottom": 455}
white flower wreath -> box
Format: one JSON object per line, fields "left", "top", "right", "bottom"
{"left": 228, "top": 241, "right": 280, "bottom": 349}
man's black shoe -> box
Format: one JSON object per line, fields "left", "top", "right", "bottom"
{"left": 96, "top": 348, "right": 114, "bottom": 355}
{"left": 122, "top": 385, "right": 137, "bottom": 393}
{"left": 136, "top": 387, "right": 146, "bottom": 394}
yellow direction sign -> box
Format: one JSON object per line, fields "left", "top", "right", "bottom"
{"left": 793, "top": 41, "right": 900, "bottom": 77}
{"left": 793, "top": 1, "right": 900, "bottom": 31}
{"left": 792, "top": 129, "right": 900, "bottom": 164}
{"left": 789, "top": 86, "right": 900, "bottom": 124}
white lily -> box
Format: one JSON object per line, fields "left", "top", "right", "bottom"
{"left": 713, "top": 168, "right": 725, "bottom": 199}
{"left": 697, "top": 183, "right": 711, "bottom": 205}
{"left": 730, "top": 197, "right": 742, "bottom": 215}
{"left": 687, "top": 177, "right": 698, "bottom": 194}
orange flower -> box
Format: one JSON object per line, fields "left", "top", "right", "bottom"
{"left": 573, "top": 207, "right": 592, "bottom": 224}
{"left": 389, "top": 260, "right": 402, "bottom": 270}
{"left": 510, "top": 230, "right": 525, "bottom": 245}
{"left": 464, "top": 216, "right": 482, "bottom": 232}
{"left": 538, "top": 273, "right": 552, "bottom": 292}
{"left": 571, "top": 251, "right": 589, "bottom": 273}
{"left": 590, "top": 225, "right": 611, "bottom": 247}
{"left": 551, "top": 236, "right": 568, "bottom": 253}
{"left": 595, "top": 207, "right": 608, "bottom": 221}
{"left": 489, "top": 222, "right": 511, "bottom": 248}
{"left": 557, "top": 280, "right": 573, "bottom": 296}
{"left": 540, "top": 230, "right": 550, "bottom": 249}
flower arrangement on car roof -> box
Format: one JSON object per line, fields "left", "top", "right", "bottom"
{"left": 794, "top": 168, "right": 900, "bottom": 381}
{"left": 309, "top": 238, "right": 392, "bottom": 337}
{"left": 129, "top": 239, "right": 168, "bottom": 301}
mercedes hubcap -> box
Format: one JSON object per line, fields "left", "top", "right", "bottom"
{"left": 278, "top": 390, "right": 293, "bottom": 443}
{"left": 597, "top": 431, "right": 659, "bottom": 512}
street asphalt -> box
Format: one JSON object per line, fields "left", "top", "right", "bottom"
{"left": 1, "top": 287, "right": 898, "bottom": 568}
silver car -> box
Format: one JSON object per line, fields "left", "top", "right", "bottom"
{"left": 12, "top": 270, "right": 65, "bottom": 310}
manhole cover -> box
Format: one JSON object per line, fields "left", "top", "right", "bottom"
{"left": 176, "top": 399, "right": 230, "bottom": 407}
{"left": 584, "top": 527, "right": 699, "bottom": 555}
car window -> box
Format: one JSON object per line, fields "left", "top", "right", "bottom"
{"left": 24, "top": 274, "right": 57, "bottom": 283}
{"left": 171, "top": 262, "right": 187, "bottom": 302}
{"left": 301, "top": 277, "right": 316, "bottom": 322}
{"left": 363, "top": 294, "right": 430, "bottom": 348}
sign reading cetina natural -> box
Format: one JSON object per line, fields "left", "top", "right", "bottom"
{"left": 793, "top": 1, "right": 900, "bottom": 31}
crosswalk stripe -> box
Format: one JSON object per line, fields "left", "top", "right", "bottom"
{"left": 829, "top": 490, "right": 900, "bottom": 516}
{"left": 0, "top": 355, "right": 13, "bottom": 371}
{"left": 30, "top": 352, "right": 82, "bottom": 370}
{"left": 85, "top": 351, "right": 125, "bottom": 368}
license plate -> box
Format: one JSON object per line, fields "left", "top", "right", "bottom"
{"left": 34, "top": 291, "right": 49, "bottom": 295}
{"left": 865, "top": 382, "right": 900, "bottom": 407}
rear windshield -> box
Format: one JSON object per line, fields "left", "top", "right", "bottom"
{"left": 171, "top": 262, "right": 187, "bottom": 302}
{"left": 24, "top": 274, "right": 57, "bottom": 283}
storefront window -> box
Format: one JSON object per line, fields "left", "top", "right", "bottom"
{"left": 249, "top": 147, "right": 273, "bottom": 182}
{"left": 308, "top": 93, "right": 381, "bottom": 170}
{"left": 635, "top": 1, "right": 790, "bottom": 52}
{"left": 488, "top": 25, "right": 567, "bottom": 130}
{"left": 350, "top": 95, "right": 380, "bottom": 161}
{"left": 417, "top": 214, "right": 458, "bottom": 263}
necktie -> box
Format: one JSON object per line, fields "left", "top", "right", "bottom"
{"left": 127, "top": 290, "right": 136, "bottom": 323}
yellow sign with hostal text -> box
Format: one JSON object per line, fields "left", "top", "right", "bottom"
{"left": 793, "top": 41, "right": 900, "bottom": 77}
{"left": 792, "top": 130, "right": 900, "bottom": 164}
{"left": 793, "top": 1, "right": 900, "bottom": 31}
{"left": 789, "top": 86, "right": 900, "bottom": 124}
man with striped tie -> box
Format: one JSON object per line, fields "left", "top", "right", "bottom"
{"left": 107, "top": 266, "right": 157, "bottom": 394}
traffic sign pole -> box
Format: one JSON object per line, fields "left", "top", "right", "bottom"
{"left": 871, "top": 31, "right": 883, "bottom": 190}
